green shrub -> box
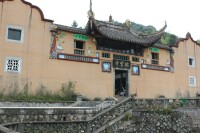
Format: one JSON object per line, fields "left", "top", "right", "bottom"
{"left": 0, "top": 81, "right": 77, "bottom": 102}
{"left": 132, "top": 116, "right": 141, "bottom": 125}
{"left": 61, "top": 80, "right": 77, "bottom": 101}
{"left": 82, "top": 96, "right": 90, "bottom": 101}
{"left": 122, "top": 112, "right": 132, "bottom": 121}
{"left": 105, "top": 97, "right": 114, "bottom": 101}
{"left": 94, "top": 97, "right": 102, "bottom": 101}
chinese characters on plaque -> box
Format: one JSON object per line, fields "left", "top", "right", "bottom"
{"left": 113, "top": 60, "right": 130, "bottom": 69}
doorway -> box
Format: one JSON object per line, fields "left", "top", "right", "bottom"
{"left": 115, "top": 70, "right": 128, "bottom": 96}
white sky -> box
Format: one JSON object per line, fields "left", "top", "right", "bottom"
{"left": 26, "top": 0, "right": 200, "bottom": 40}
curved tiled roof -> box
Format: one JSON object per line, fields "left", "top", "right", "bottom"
{"left": 55, "top": 20, "right": 170, "bottom": 50}
{"left": 0, "top": 0, "right": 53, "bottom": 22}
{"left": 91, "top": 19, "right": 167, "bottom": 46}
{"left": 55, "top": 24, "right": 87, "bottom": 34}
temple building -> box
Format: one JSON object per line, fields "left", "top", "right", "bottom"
{"left": 0, "top": 0, "right": 199, "bottom": 99}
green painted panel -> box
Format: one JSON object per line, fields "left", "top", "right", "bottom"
{"left": 149, "top": 47, "right": 159, "bottom": 53}
{"left": 73, "top": 34, "right": 88, "bottom": 41}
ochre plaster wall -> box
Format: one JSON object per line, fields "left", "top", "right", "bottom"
{"left": 0, "top": 0, "right": 52, "bottom": 94}
{"left": 1, "top": 0, "right": 199, "bottom": 99}
{"left": 173, "top": 38, "right": 200, "bottom": 98}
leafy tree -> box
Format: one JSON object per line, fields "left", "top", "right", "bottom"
{"left": 197, "top": 40, "right": 200, "bottom": 44}
{"left": 113, "top": 21, "right": 123, "bottom": 26}
{"left": 129, "top": 21, "right": 178, "bottom": 45}
{"left": 71, "top": 20, "right": 78, "bottom": 28}
{"left": 159, "top": 33, "right": 178, "bottom": 45}
{"left": 129, "top": 22, "right": 156, "bottom": 34}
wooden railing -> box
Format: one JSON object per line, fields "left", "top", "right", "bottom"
{"left": 74, "top": 49, "right": 84, "bottom": 56}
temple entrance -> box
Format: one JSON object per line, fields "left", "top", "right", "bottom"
{"left": 115, "top": 70, "right": 128, "bottom": 97}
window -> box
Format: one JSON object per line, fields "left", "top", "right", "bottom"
{"left": 113, "top": 54, "right": 129, "bottom": 61}
{"left": 8, "top": 29, "right": 21, "bottom": 40}
{"left": 189, "top": 76, "right": 196, "bottom": 87}
{"left": 102, "top": 53, "right": 110, "bottom": 58}
{"left": 188, "top": 57, "right": 195, "bottom": 67}
{"left": 5, "top": 57, "right": 22, "bottom": 73}
{"left": 96, "top": 52, "right": 99, "bottom": 57}
{"left": 74, "top": 40, "right": 84, "bottom": 55}
{"left": 151, "top": 52, "right": 159, "bottom": 65}
{"left": 132, "top": 57, "right": 140, "bottom": 62}
{"left": 6, "top": 25, "right": 24, "bottom": 43}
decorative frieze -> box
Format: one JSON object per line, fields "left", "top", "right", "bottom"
{"left": 57, "top": 53, "right": 99, "bottom": 64}
{"left": 141, "top": 64, "right": 169, "bottom": 72}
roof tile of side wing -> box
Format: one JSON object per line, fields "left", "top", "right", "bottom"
{"left": 55, "top": 24, "right": 87, "bottom": 35}
{"left": 154, "top": 43, "right": 172, "bottom": 50}
{"left": 90, "top": 18, "right": 167, "bottom": 47}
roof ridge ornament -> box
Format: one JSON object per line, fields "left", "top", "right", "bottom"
{"left": 88, "top": 0, "right": 95, "bottom": 18}
{"left": 90, "top": 0, "right": 92, "bottom": 11}
{"left": 109, "top": 15, "right": 113, "bottom": 23}
{"left": 125, "top": 19, "right": 131, "bottom": 28}
{"left": 88, "top": 10, "right": 95, "bottom": 18}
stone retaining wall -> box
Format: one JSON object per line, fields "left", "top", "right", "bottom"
{"left": 3, "top": 111, "right": 193, "bottom": 133}
{"left": 0, "top": 101, "right": 115, "bottom": 125}
{"left": 0, "top": 107, "right": 97, "bottom": 124}
{"left": 0, "top": 101, "right": 73, "bottom": 107}
{"left": 124, "top": 111, "right": 193, "bottom": 133}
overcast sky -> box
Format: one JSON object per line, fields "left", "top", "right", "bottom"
{"left": 26, "top": 0, "right": 200, "bottom": 40}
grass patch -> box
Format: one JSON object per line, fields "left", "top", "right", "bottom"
{"left": 0, "top": 81, "right": 77, "bottom": 102}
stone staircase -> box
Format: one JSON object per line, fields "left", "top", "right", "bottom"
{"left": 86, "top": 97, "right": 133, "bottom": 133}
{"left": 1, "top": 97, "right": 198, "bottom": 133}
{"left": 86, "top": 97, "right": 197, "bottom": 133}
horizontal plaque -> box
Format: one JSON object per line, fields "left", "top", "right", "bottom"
{"left": 141, "top": 64, "right": 169, "bottom": 72}
{"left": 149, "top": 47, "right": 159, "bottom": 53}
{"left": 57, "top": 53, "right": 99, "bottom": 64}
{"left": 73, "top": 34, "right": 88, "bottom": 41}
{"left": 113, "top": 60, "right": 130, "bottom": 69}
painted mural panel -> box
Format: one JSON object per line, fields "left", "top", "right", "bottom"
{"left": 50, "top": 32, "right": 66, "bottom": 59}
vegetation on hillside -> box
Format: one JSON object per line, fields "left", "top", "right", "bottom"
{"left": 159, "top": 32, "right": 178, "bottom": 45}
